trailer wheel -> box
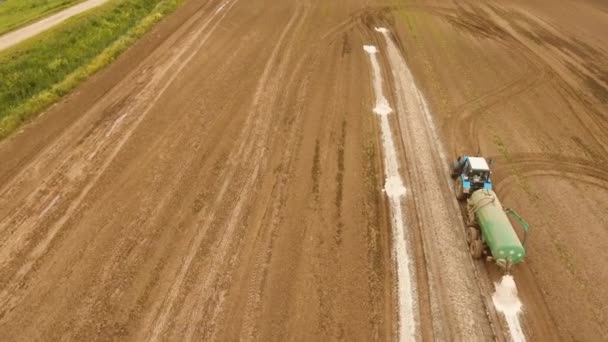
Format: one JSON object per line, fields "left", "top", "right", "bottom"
{"left": 466, "top": 227, "right": 479, "bottom": 245}
{"left": 470, "top": 240, "right": 483, "bottom": 259}
{"left": 455, "top": 178, "right": 466, "bottom": 201}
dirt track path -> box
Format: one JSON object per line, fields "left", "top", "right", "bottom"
{"left": 0, "top": 0, "right": 111, "bottom": 52}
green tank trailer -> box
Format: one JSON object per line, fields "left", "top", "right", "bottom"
{"left": 452, "top": 156, "right": 530, "bottom": 273}
{"left": 466, "top": 189, "right": 529, "bottom": 272}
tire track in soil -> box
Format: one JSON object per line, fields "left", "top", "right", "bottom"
{"left": 437, "top": 4, "right": 608, "bottom": 338}
{"left": 492, "top": 153, "right": 608, "bottom": 195}
{"left": 380, "top": 1, "right": 607, "bottom": 341}
{"left": 439, "top": 35, "right": 558, "bottom": 341}
{"left": 66, "top": 105, "right": 233, "bottom": 339}
{"left": 440, "top": 2, "right": 608, "bottom": 157}
{"left": 369, "top": 24, "right": 496, "bottom": 341}
{"left": 440, "top": 10, "right": 552, "bottom": 152}
{"left": 0, "top": 0, "right": 234, "bottom": 321}
{"left": 334, "top": 10, "right": 440, "bottom": 339}
{"left": 429, "top": 8, "right": 608, "bottom": 337}
{"left": 0, "top": 0, "right": 228, "bottom": 245}
{"left": 29, "top": 83, "right": 242, "bottom": 338}
{"left": 481, "top": 3, "right": 608, "bottom": 153}
{"left": 194, "top": 5, "right": 393, "bottom": 339}
{"left": 0, "top": 0, "right": 223, "bottom": 252}
{"left": 145, "top": 2, "right": 311, "bottom": 340}
{"left": 0, "top": 0, "right": 220, "bottom": 201}
{"left": 359, "top": 13, "right": 437, "bottom": 340}
{"left": 449, "top": 63, "right": 551, "bottom": 152}
{"left": 0, "top": 0, "right": 397, "bottom": 340}
{"left": 307, "top": 27, "right": 358, "bottom": 340}
{"left": 330, "top": 19, "right": 395, "bottom": 340}
{"left": 473, "top": 152, "right": 608, "bottom": 341}
{"left": 306, "top": 33, "right": 347, "bottom": 340}
{"left": 194, "top": 6, "right": 315, "bottom": 339}
{"left": 364, "top": 40, "right": 419, "bottom": 341}
{"left": 452, "top": 5, "right": 600, "bottom": 339}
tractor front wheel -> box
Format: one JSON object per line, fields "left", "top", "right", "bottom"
{"left": 455, "top": 178, "right": 466, "bottom": 201}
{"left": 451, "top": 156, "right": 463, "bottom": 179}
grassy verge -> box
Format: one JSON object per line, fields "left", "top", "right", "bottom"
{"left": 0, "top": 0, "right": 184, "bottom": 140}
{"left": 0, "top": 0, "right": 86, "bottom": 35}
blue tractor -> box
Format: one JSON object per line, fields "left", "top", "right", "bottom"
{"left": 451, "top": 156, "right": 493, "bottom": 200}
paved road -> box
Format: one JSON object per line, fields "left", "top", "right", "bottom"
{"left": 0, "top": 0, "right": 111, "bottom": 52}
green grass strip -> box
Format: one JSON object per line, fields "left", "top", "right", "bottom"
{"left": 0, "top": 0, "right": 86, "bottom": 35}
{"left": 0, "top": 0, "right": 184, "bottom": 140}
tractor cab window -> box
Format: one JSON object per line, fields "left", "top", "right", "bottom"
{"left": 470, "top": 170, "right": 482, "bottom": 182}
{"left": 464, "top": 163, "right": 473, "bottom": 178}
{"left": 483, "top": 171, "right": 490, "bottom": 182}
{"left": 470, "top": 170, "right": 489, "bottom": 183}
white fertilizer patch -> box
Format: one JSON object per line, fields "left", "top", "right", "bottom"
{"left": 374, "top": 27, "right": 450, "bottom": 168}
{"left": 364, "top": 46, "right": 393, "bottom": 117}
{"left": 375, "top": 100, "right": 393, "bottom": 117}
{"left": 364, "top": 45, "right": 417, "bottom": 341}
{"left": 493, "top": 275, "right": 526, "bottom": 342}
{"left": 385, "top": 176, "right": 406, "bottom": 198}
{"left": 364, "top": 45, "right": 377, "bottom": 54}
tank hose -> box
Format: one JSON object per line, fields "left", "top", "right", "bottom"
{"left": 468, "top": 194, "right": 496, "bottom": 218}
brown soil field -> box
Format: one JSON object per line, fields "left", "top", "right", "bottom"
{"left": 390, "top": 0, "right": 608, "bottom": 341}
{"left": 0, "top": 0, "right": 606, "bottom": 341}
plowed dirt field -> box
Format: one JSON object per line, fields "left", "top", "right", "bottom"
{"left": 0, "top": 0, "right": 606, "bottom": 341}
{"left": 393, "top": 0, "right": 608, "bottom": 341}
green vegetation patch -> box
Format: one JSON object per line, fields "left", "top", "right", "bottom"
{"left": 0, "top": 0, "right": 184, "bottom": 139}
{"left": 0, "top": 0, "right": 85, "bottom": 35}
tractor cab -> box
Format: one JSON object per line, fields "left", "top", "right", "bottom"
{"left": 451, "top": 156, "right": 492, "bottom": 200}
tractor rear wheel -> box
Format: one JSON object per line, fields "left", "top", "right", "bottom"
{"left": 466, "top": 227, "right": 479, "bottom": 245}
{"left": 455, "top": 178, "right": 466, "bottom": 201}
{"left": 470, "top": 240, "right": 483, "bottom": 259}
